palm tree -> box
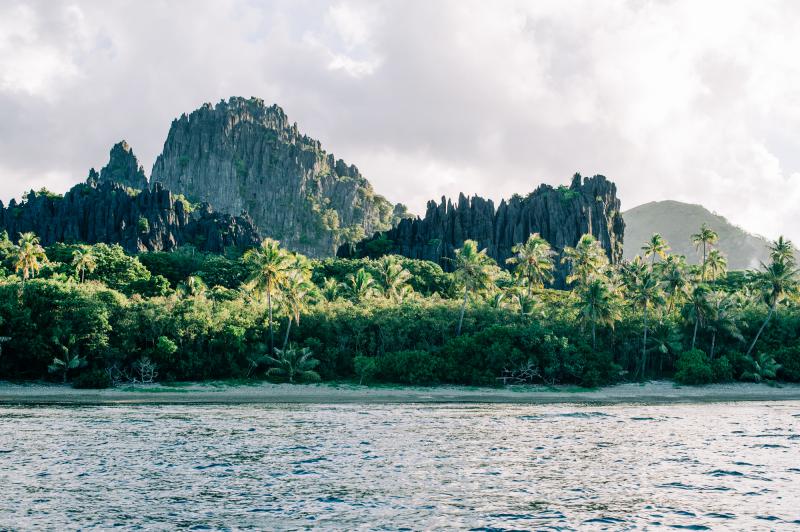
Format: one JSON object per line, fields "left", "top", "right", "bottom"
{"left": 706, "top": 291, "right": 743, "bottom": 359}
{"left": 278, "top": 267, "right": 315, "bottom": 349}
{"left": 321, "top": 277, "right": 340, "bottom": 303}
{"left": 642, "top": 233, "right": 670, "bottom": 268}
{"left": 685, "top": 284, "right": 712, "bottom": 350}
{"left": 453, "top": 240, "right": 498, "bottom": 336}
{"left": 745, "top": 244, "right": 799, "bottom": 357}
{"left": 265, "top": 344, "right": 320, "bottom": 383}
{"left": 14, "top": 232, "right": 47, "bottom": 288}
{"left": 691, "top": 224, "right": 718, "bottom": 281}
{"left": 627, "top": 268, "right": 664, "bottom": 378}
{"left": 505, "top": 233, "right": 555, "bottom": 297}
{"left": 740, "top": 352, "right": 780, "bottom": 382}
{"left": 562, "top": 234, "right": 609, "bottom": 289}
{"left": 71, "top": 249, "right": 98, "bottom": 283}
{"left": 243, "top": 238, "right": 292, "bottom": 353}
{"left": 659, "top": 254, "right": 689, "bottom": 314}
{"left": 577, "top": 278, "right": 621, "bottom": 350}
{"left": 47, "top": 334, "right": 87, "bottom": 383}
{"left": 704, "top": 249, "right": 727, "bottom": 281}
{"left": 377, "top": 256, "right": 413, "bottom": 301}
{"left": 768, "top": 235, "right": 795, "bottom": 266}
{"left": 342, "top": 268, "right": 381, "bottom": 302}
{"left": 179, "top": 275, "right": 207, "bottom": 298}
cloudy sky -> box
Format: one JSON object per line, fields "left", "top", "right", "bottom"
{"left": 1, "top": 0, "right": 799, "bottom": 241}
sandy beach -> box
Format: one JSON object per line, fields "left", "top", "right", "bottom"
{"left": 1, "top": 380, "right": 799, "bottom": 405}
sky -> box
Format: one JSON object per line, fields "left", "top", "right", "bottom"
{"left": 1, "top": 0, "right": 799, "bottom": 242}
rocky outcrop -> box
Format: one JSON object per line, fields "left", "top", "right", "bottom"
{"left": 0, "top": 181, "right": 261, "bottom": 254}
{"left": 95, "top": 141, "right": 149, "bottom": 190}
{"left": 339, "top": 174, "right": 625, "bottom": 287}
{"left": 151, "top": 96, "right": 405, "bottom": 256}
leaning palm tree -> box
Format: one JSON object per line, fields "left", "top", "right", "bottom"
{"left": 562, "top": 234, "right": 609, "bottom": 289}
{"left": 642, "top": 233, "right": 670, "bottom": 268}
{"left": 453, "top": 240, "right": 498, "bottom": 336}
{"left": 265, "top": 344, "right": 320, "bottom": 383}
{"left": 577, "top": 278, "right": 621, "bottom": 350}
{"left": 342, "top": 268, "right": 381, "bottom": 302}
{"left": 71, "top": 249, "right": 98, "bottom": 283}
{"left": 691, "top": 224, "right": 719, "bottom": 281}
{"left": 15, "top": 232, "right": 47, "bottom": 289}
{"left": 243, "top": 238, "right": 292, "bottom": 353}
{"left": 505, "top": 233, "right": 555, "bottom": 297}
{"left": 377, "top": 255, "right": 413, "bottom": 302}
{"left": 745, "top": 246, "right": 799, "bottom": 357}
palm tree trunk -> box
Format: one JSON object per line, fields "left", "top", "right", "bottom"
{"left": 746, "top": 305, "right": 775, "bottom": 357}
{"left": 641, "top": 303, "right": 649, "bottom": 380}
{"left": 691, "top": 316, "right": 699, "bottom": 350}
{"left": 710, "top": 331, "right": 716, "bottom": 360}
{"left": 283, "top": 318, "right": 292, "bottom": 350}
{"left": 457, "top": 285, "right": 469, "bottom": 336}
{"left": 592, "top": 321, "right": 596, "bottom": 351}
{"left": 267, "top": 287, "right": 274, "bottom": 353}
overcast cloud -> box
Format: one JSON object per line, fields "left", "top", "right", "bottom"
{"left": 1, "top": 0, "right": 799, "bottom": 241}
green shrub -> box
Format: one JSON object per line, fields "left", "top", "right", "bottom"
{"left": 711, "top": 355, "right": 734, "bottom": 382}
{"left": 773, "top": 344, "right": 800, "bottom": 381}
{"left": 674, "top": 349, "right": 713, "bottom": 385}
{"left": 377, "top": 350, "right": 440, "bottom": 384}
{"left": 73, "top": 369, "right": 113, "bottom": 389}
{"left": 354, "top": 355, "right": 378, "bottom": 385}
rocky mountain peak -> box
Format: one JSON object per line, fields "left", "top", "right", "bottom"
{"left": 98, "top": 140, "right": 149, "bottom": 191}
{"left": 151, "top": 96, "right": 401, "bottom": 256}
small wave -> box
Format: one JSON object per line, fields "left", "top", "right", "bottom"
{"left": 584, "top": 517, "right": 626, "bottom": 524}
{"left": 194, "top": 462, "right": 231, "bottom": 470}
{"left": 667, "top": 525, "right": 710, "bottom": 530}
{"left": 705, "top": 512, "right": 735, "bottom": 519}
{"left": 708, "top": 470, "right": 743, "bottom": 477}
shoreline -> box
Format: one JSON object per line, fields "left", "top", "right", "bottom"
{"left": 1, "top": 381, "right": 800, "bottom": 406}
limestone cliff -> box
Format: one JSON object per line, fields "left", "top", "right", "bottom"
{"left": 0, "top": 181, "right": 261, "bottom": 254}
{"left": 339, "top": 174, "right": 625, "bottom": 287}
{"left": 151, "top": 96, "right": 403, "bottom": 256}
{"left": 95, "top": 140, "right": 149, "bottom": 190}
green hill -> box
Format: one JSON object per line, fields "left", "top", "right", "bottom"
{"left": 622, "top": 200, "right": 772, "bottom": 270}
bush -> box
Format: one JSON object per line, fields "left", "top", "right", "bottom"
{"left": 711, "top": 355, "right": 734, "bottom": 382}
{"left": 773, "top": 344, "right": 800, "bottom": 382}
{"left": 72, "top": 369, "right": 113, "bottom": 389}
{"left": 377, "top": 350, "right": 440, "bottom": 384}
{"left": 674, "top": 349, "right": 713, "bottom": 385}
{"left": 354, "top": 355, "right": 378, "bottom": 385}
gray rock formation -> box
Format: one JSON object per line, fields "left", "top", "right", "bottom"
{"left": 0, "top": 181, "right": 261, "bottom": 254}
{"left": 151, "top": 96, "right": 403, "bottom": 256}
{"left": 98, "top": 141, "right": 149, "bottom": 190}
{"left": 339, "top": 174, "right": 625, "bottom": 287}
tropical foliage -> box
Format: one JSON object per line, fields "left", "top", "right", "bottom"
{"left": 0, "top": 225, "right": 798, "bottom": 388}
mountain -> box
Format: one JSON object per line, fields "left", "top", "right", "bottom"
{"left": 340, "top": 174, "right": 625, "bottom": 287}
{"left": 151, "top": 96, "right": 408, "bottom": 257}
{"left": 623, "top": 200, "right": 772, "bottom": 269}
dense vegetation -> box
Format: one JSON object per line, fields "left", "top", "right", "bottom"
{"left": 0, "top": 224, "right": 798, "bottom": 389}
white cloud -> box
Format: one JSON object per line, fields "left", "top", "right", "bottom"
{"left": 0, "top": 0, "right": 799, "bottom": 243}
